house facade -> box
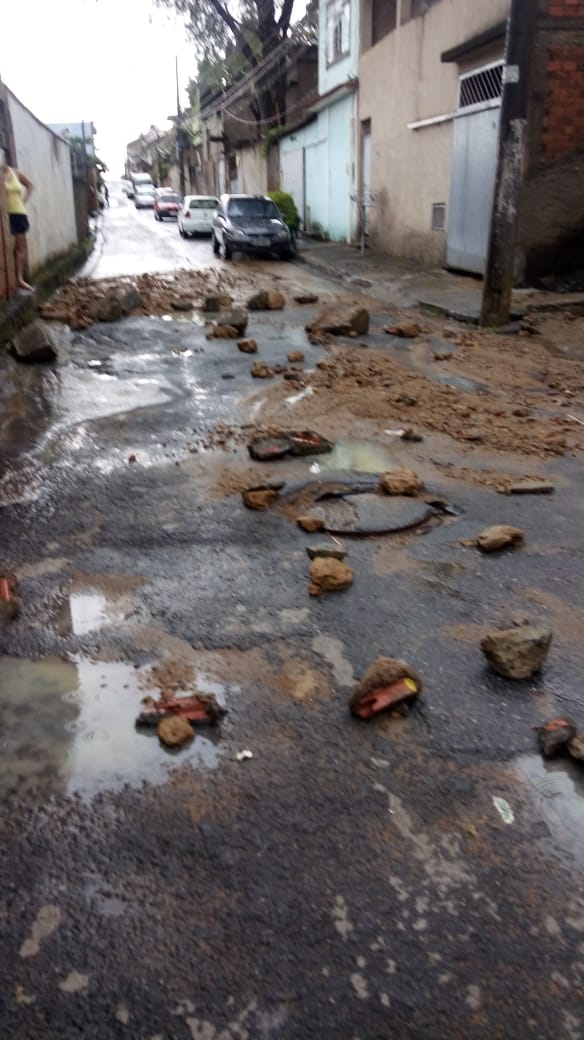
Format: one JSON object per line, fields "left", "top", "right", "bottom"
{"left": 358, "top": 0, "right": 510, "bottom": 271}
{"left": 280, "top": 0, "right": 359, "bottom": 240}
{"left": 358, "top": 0, "right": 584, "bottom": 281}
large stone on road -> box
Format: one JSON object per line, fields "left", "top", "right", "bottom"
{"left": 157, "top": 715, "right": 194, "bottom": 748}
{"left": 480, "top": 625, "right": 553, "bottom": 679}
{"left": 306, "top": 301, "right": 370, "bottom": 336}
{"left": 201, "top": 293, "right": 232, "bottom": 312}
{"left": 309, "top": 557, "right": 353, "bottom": 594}
{"left": 350, "top": 656, "right": 423, "bottom": 718}
{"left": 247, "top": 290, "right": 285, "bottom": 311}
{"left": 476, "top": 525, "right": 525, "bottom": 552}
{"left": 378, "top": 468, "right": 423, "bottom": 497}
{"left": 218, "top": 307, "right": 248, "bottom": 335}
{"left": 11, "top": 321, "right": 58, "bottom": 363}
{"left": 88, "top": 285, "right": 142, "bottom": 322}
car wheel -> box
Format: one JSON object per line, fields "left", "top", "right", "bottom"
{"left": 212, "top": 232, "right": 220, "bottom": 255}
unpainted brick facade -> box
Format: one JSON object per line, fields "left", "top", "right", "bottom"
{"left": 518, "top": 0, "right": 584, "bottom": 279}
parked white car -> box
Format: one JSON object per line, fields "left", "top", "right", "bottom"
{"left": 134, "top": 183, "right": 156, "bottom": 209}
{"left": 178, "top": 195, "right": 219, "bottom": 237}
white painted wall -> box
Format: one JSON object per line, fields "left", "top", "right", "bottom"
{"left": 7, "top": 89, "right": 77, "bottom": 273}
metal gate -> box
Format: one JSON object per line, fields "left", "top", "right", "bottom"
{"left": 447, "top": 62, "right": 503, "bottom": 275}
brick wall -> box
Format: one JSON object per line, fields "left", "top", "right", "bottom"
{"left": 543, "top": 46, "right": 584, "bottom": 160}
{"left": 548, "top": 1, "right": 584, "bottom": 16}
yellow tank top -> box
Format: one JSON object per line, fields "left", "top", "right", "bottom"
{"left": 4, "top": 166, "right": 27, "bottom": 215}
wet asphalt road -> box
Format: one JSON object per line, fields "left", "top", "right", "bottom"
{"left": 1, "top": 187, "right": 584, "bottom": 1039}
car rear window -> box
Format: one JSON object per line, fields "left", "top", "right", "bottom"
{"left": 227, "top": 198, "right": 279, "bottom": 219}
{"left": 160, "top": 194, "right": 180, "bottom": 203}
{"left": 188, "top": 198, "right": 219, "bottom": 210}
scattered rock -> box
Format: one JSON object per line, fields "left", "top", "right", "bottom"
{"left": 505, "top": 479, "right": 555, "bottom": 495}
{"left": 170, "top": 297, "right": 193, "bottom": 311}
{"left": 88, "top": 286, "right": 142, "bottom": 322}
{"left": 463, "top": 429, "right": 483, "bottom": 443}
{"left": 476, "top": 525, "right": 525, "bottom": 553}
{"left": 206, "top": 324, "right": 239, "bottom": 340}
{"left": 202, "top": 293, "right": 232, "bottom": 312}
{"left": 250, "top": 362, "right": 274, "bottom": 378}
{"left": 401, "top": 428, "right": 424, "bottom": 443}
{"left": 298, "top": 514, "right": 325, "bottom": 533}
{"left": 0, "top": 574, "right": 20, "bottom": 619}
{"left": 287, "top": 351, "right": 305, "bottom": 363}
{"left": 536, "top": 717, "right": 577, "bottom": 758}
{"left": 237, "top": 338, "right": 258, "bottom": 353}
{"left": 294, "top": 293, "right": 319, "bottom": 304}
{"left": 306, "top": 542, "right": 348, "bottom": 561}
{"left": 218, "top": 307, "right": 248, "bottom": 335}
{"left": 433, "top": 351, "right": 453, "bottom": 362}
{"left": 349, "top": 657, "right": 422, "bottom": 719}
{"left": 248, "top": 435, "right": 292, "bottom": 460}
{"left": 242, "top": 486, "right": 281, "bottom": 510}
{"left": 138, "top": 692, "right": 226, "bottom": 726}
{"left": 397, "top": 393, "right": 418, "bottom": 407}
{"left": 480, "top": 625, "right": 553, "bottom": 679}
{"left": 512, "top": 407, "right": 531, "bottom": 418}
{"left": 378, "top": 468, "right": 423, "bottom": 497}
{"left": 568, "top": 735, "right": 584, "bottom": 761}
{"left": 10, "top": 321, "right": 58, "bottom": 363}
{"left": 383, "top": 321, "right": 422, "bottom": 338}
{"left": 247, "top": 290, "right": 285, "bottom": 310}
{"left": 307, "top": 303, "right": 370, "bottom": 336}
{"left": 287, "top": 430, "right": 333, "bottom": 456}
{"left": 309, "top": 557, "right": 353, "bottom": 593}
{"left": 128, "top": 454, "right": 137, "bottom": 463}
{"left": 157, "top": 715, "right": 194, "bottom": 748}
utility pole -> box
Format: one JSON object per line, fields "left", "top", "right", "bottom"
{"left": 176, "top": 56, "right": 186, "bottom": 197}
{"left": 480, "top": 0, "right": 538, "bottom": 327}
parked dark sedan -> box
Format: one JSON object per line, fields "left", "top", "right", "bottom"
{"left": 154, "top": 190, "right": 181, "bottom": 221}
{"left": 211, "top": 194, "right": 294, "bottom": 260}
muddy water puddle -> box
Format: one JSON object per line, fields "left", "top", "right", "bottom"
{"left": 308, "top": 440, "right": 398, "bottom": 475}
{"left": 0, "top": 655, "right": 224, "bottom": 802}
{"left": 515, "top": 753, "right": 584, "bottom": 862}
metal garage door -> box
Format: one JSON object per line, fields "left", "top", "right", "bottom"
{"left": 447, "top": 62, "right": 503, "bottom": 275}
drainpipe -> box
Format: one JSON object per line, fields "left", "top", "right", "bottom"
{"left": 480, "top": 0, "right": 538, "bottom": 327}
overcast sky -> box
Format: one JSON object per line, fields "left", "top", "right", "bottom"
{"left": 0, "top": 0, "right": 198, "bottom": 174}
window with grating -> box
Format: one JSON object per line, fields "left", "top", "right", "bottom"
{"left": 459, "top": 63, "right": 503, "bottom": 109}
{"left": 432, "top": 203, "right": 446, "bottom": 232}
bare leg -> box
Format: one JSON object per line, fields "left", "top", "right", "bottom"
{"left": 14, "top": 233, "right": 32, "bottom": 290}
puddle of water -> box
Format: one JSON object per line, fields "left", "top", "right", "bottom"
{"left": 0, "top": 655, "right": 223, "bottom": 802}
{"left": 309, "top": 440, "right": 397, "bottom": 475}
{"left": 515, "top": 752, "right": 584, "bottom": 858}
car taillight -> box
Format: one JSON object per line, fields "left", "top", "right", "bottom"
{"left": 185, "top": 210, "right": 191, "bottom": 218}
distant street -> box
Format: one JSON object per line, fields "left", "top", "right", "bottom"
{"left": 83, "top": 182, "right": 224, "bottom": 279}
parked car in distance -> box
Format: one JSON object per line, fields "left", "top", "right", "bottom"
{"left": 154, "top": 190, "right": 181, "bottom": 221}
{"left": 212, "top": 194, "right": 294, "bottom": 260}
{"left": 178, "top": 195, "right": 219, "bottom": 237}
{"left": 121, "top": 177, "right": 133, "bottom": 197}
{"left": 134, "top": 183, "right": 156, "bottom": 209}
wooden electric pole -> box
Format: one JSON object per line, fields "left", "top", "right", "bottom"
{"left": 480, "top": 0, "right": 538, "bottom": 327}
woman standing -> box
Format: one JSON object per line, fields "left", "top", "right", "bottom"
{"left": 2, "top": 148, "right": 34, "bottom": 292}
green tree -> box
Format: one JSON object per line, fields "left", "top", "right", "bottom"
{"left": 160, "top": 0, "right": 316, "bottom": 129}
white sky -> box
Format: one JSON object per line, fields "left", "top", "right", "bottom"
{"left": 0, "top": 0, "right": 198, "bottom": 174}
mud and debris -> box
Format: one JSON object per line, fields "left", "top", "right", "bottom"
{"left": 465, "top": 524, "right": 526, "bottom": 552}
{"left": 536, "top": 717, "right": 577, "bottom": 758}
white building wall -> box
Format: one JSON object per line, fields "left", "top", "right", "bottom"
{"left": 7, "top": 90, "right": 77, "bottom": 273}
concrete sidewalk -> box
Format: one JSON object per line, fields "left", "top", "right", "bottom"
{"left": 296, "top": 238, "right": 584, "bottom": 323}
